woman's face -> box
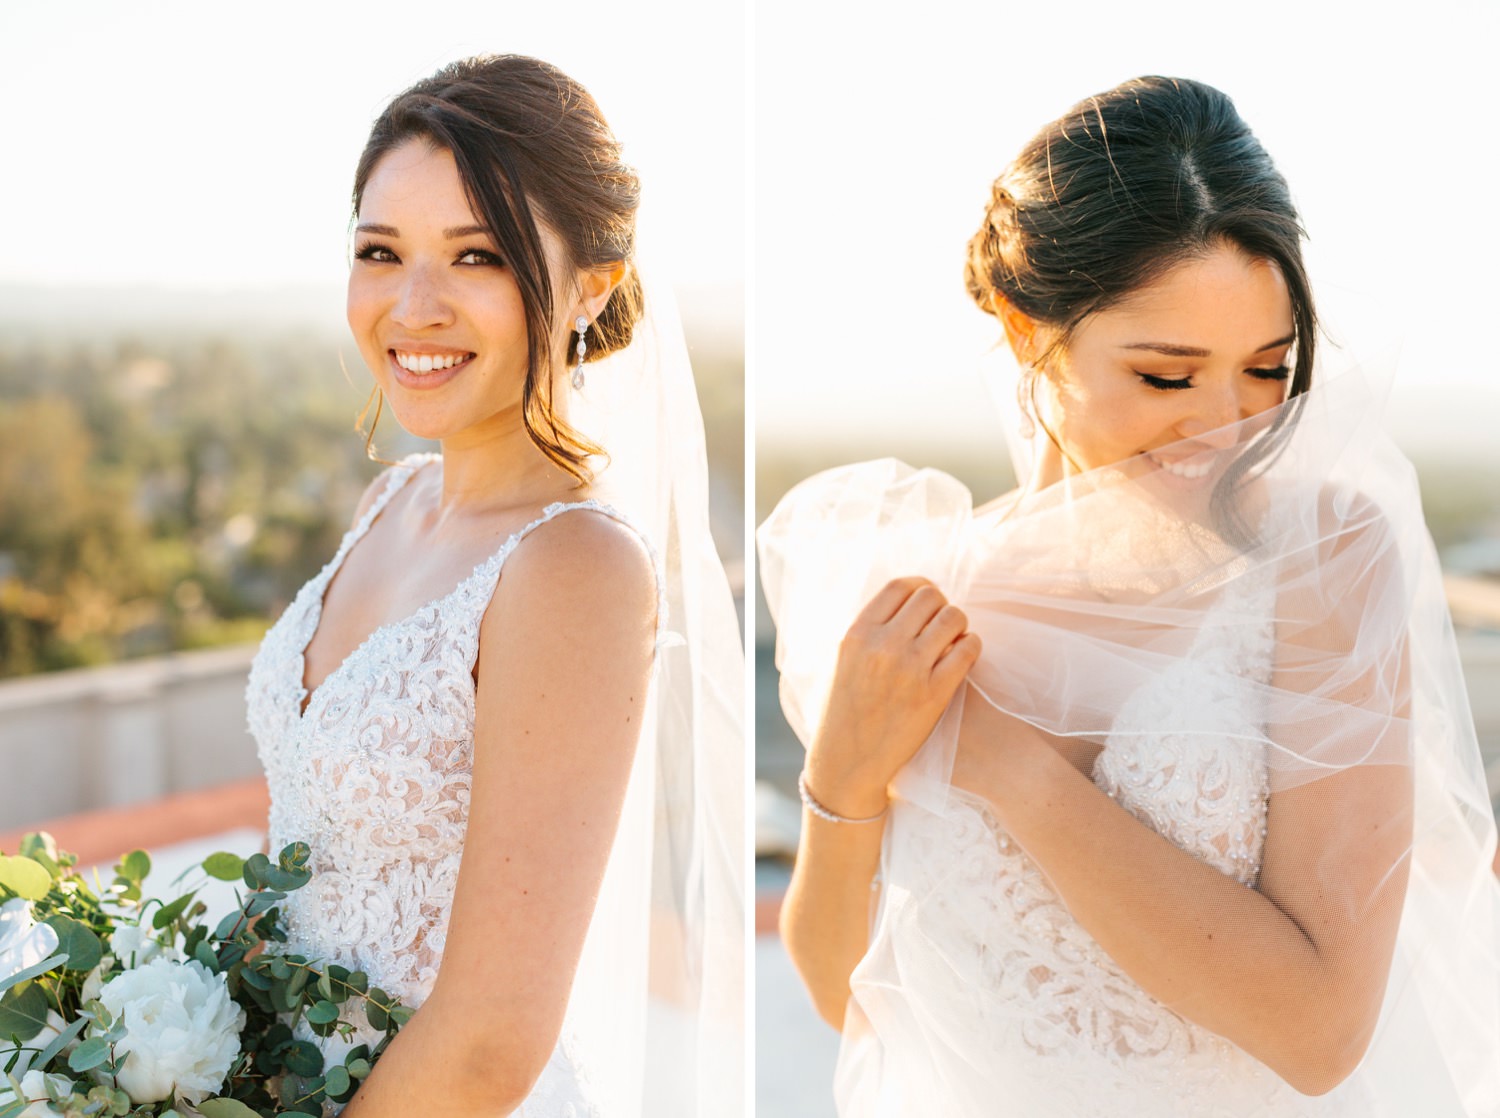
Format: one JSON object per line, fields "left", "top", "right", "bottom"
{"left": 347, "top": 139, "right": 571, "bottom": 444}
{"left": 1029, "top": 243, "right": 1296, "bottom": 492}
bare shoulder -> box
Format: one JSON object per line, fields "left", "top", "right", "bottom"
{"left": 487, "top": 506, "right": 659, "bottom": 639}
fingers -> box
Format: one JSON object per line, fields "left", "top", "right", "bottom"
{"left": 915, "top": 603, "right": 969, "bottom": 659}
{"left": 855, "top": 576, "right": 938, "bottom": 627}
{"left": 931, "top": 631, "right": 983, "bottom": 694}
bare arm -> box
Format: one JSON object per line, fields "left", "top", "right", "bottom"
{"left": 952, "top": 699, "right": 1409, "bottom": 1095}
{"left": 340, "top": 511, "right": 658, "bottom": 1116}
{"left": 951, "top": 513, "right": 1413, "bottom": 1096}
{"left": 780, "top": 578, "right": 980, "bottom": 1027}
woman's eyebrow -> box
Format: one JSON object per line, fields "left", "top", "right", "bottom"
{"left": 1119, "top": 332, "right": 1296, "bottom": 358}
{"left": 351, "top": 223, "right": 493, "bottom": 238}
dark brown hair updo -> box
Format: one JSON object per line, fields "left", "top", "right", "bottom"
{"left": 965, "top": 76, "right": 1317, "bottom": 543}
{"left": 965, "top": 76, "right": 1314, "bottom": 390}
{"left": 353, "top": 54, "right": 645, "bottom": 482}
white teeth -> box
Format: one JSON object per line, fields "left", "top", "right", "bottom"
{"left": 393, "top": 351, "right": 471, "bottom": 373}
{"left": 1152, "top": 454, "right": 1214, "bottom": 479}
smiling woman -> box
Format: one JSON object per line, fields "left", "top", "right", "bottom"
{"left": 759, "top": 75, "right": 1500, "bottom": 1117}
{"left": 243, "top": 54, "right": 743, "bottom": 1118}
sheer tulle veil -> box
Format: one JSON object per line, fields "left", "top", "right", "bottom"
{"left": 758, "top": 332, "right": 1500, "bottom": 1114}
{"left": 564, "top": 268, "right": 745, "bottom": 1117}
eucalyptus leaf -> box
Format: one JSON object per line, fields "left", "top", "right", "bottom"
{"left": 270, "top": 976, "right": 297, "bottom": 1014}
{"left": 68, "top": 1036, "right": 112, "bottom": 1073}
{"left": 245, "top": 890, "right": 285, "bottom": 918}
{"left": 197, "top": 1098, "right": 263, "bottom": 1118}
{"left": 33, "top": 1013, "right": 87, "bottom": 1068}
{"left": 194, "top": 939, "right": 219, "bottom": 971}
{"left": 346, "top": 1057, "right": 371, "bottom": 1079}
{"left": 0, "top": 856, "right": 49, "bottom": 901}
{"left": 0, "top": 984, "right": 50, "bottom": 1042}
{"left": 214, "top": 909, "right": 246, "bottom": 940}
{"left": 202, "top": 852, "right": 246, "bottom": 882}
{"left": 41, "top": 915, "right": 102, "bottom": 972}
{"left": 0, "top": 953, "right": 67, "bottom": 998}
{"left": 120, "top": 850, "right": 151, "bottom": 883}
{"left": 283, "top": 1040, "right": 323, "bottom": 1077}
{"left": 152, "top": 892, "right": 197, "bottom": 930}
{"left": 324, "top": 1064, "right": 351, "bottom": 1098}
{"left": 242, "top": 854, "right": 271, "bottom": 891}
{"left": 304, "top": 1000, "right": 339, "bottom": 1026}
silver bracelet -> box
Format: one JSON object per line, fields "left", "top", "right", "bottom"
{"left": 798, "top": 771, "right": 890, "bottom": 825}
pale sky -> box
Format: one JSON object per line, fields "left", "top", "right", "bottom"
{"left": 754, "top": 1, "right": 1499, "bottom": 459}
{"left": 1, "top": 1, "right": 744, "bottom": 317}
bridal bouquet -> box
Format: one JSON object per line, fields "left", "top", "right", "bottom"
{"left": 0, "top": 833, "right": 411, "bottom": 1117}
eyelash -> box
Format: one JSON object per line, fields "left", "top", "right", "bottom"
{"left": 351, "top": 242, "right": 504, "bottom": 267}
{"left": 1136, "top": 366, "right": 1292, "bottom": 392}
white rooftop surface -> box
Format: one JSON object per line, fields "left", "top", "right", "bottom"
{"left": 757, "top": 933, "right": 840, "bottom": 1117}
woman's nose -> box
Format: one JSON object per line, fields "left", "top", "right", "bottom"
{"left": 1177, "top": 381, "right": 1244, "bottom": 448}
{"left": 391, "top": 266, "right": 454, "bottom": 329}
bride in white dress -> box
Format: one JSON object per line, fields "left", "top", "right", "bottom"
{"left": 247, "top": 56, "right": 743, "bottom": 1117}
{"left": 759, "top": 77, "right": 1500, "bottom": 1116}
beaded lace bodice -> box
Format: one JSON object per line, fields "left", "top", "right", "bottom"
{"left": 247, "top": 452, "right": 656, "bottom": 1117}
{"left": 870, "top": 569, "right": 1353, "bottom": 1116}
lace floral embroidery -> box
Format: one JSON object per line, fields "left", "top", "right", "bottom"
{"left": 247, "top": 452, "right": 657, "bottom": 1116}
{"left": 866, "top": 570, "right": 1331, "bottom": 1113}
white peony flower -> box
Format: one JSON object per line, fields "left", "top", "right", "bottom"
{"left": 0, "top": 898, "right": 60, "bottom": 981}
{"left": 108, "top": 922, "right": 181, "bottom": 968}
{"left": 96, "top": 958, "right": 245, "bottom": 1105}
{"left": 0, "top": 1070, "right": 70, "bottom": 1117}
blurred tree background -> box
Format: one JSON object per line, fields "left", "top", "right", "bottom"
{"left": 0, "top": 323, "right": 743, "bottom": 679}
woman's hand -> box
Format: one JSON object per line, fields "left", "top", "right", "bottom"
{"left": 782, "top": 576, "right": 980, "bottom": 1029}
{"left": 804, "top": 577, "right": 981, "bottom": 819}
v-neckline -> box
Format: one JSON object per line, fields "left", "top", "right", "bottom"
{"left": 292, "top": 458, "right": 610, "bottom": 724}
{"left": 295, "top": 455, "right": 438, "bottom": 721}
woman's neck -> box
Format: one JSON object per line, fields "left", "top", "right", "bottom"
{"left": 433, "top": 415, "right": 588, "bottom": 520}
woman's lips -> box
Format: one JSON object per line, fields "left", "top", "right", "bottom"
{"left": 1145, "top": 450, "right": 1220, "bottom": 485}
{"left": 388, "top": 349, "right": 474, "bottom": 390}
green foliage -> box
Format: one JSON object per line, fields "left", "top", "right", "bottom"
{"left": 40, "top": 916, "right": 102, "bottom": 973}
{"left": 0, "top": 856, "right": 50, "bottom": 901}
{"left": 0, "top": 983, "right": 48, "bottom": 1041}
{"left": 0, "top": 832, "right": 412, "bottom": 1116}
{"left": 0, "top": 330, "right": 383, "bottom": 679}
{"left": 201, "top": 853, "right": 244, "bottom": 883}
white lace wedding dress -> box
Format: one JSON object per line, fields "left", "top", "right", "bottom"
{"left": 246, "top": 451, "right": 654, "bottom": 1116}
{"left": 850, "top": 568, "right": 1372, "bottom": 1116}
